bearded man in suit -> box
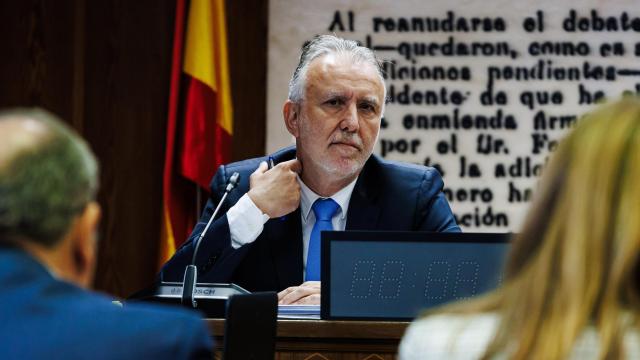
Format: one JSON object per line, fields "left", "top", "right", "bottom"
{"left": 160, "top": 35, "right": 460, "bottom": 305}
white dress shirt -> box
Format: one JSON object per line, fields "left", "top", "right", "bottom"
{"left": 226, "top": 175, "right": 358, "bottom": 279}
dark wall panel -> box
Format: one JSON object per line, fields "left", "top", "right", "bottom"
{"left": 0, "top": 0, "right": 79, "bottom": 122}
{"left": 83, "top": 0, "right": 176, "bottom": 296}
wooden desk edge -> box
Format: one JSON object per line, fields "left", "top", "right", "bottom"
{"left": 205, "top": 319, "right": 410, "bottom": 340}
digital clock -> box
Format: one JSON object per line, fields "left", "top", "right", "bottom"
{"left": 321, "top": 231, "right": 511, "bottom": 320}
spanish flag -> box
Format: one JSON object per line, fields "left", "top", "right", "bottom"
{"left": 160, "top": 0, "right": 233, "bottom": 266}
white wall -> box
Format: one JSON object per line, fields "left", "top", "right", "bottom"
{"left": 267, "top": 0, "right": 640, "bottom": 231}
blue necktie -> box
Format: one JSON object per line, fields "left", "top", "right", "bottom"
{"left": 306, "top": 198, "right": 339, "bottom": 281}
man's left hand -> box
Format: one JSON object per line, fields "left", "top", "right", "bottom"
{"left": 277, "top": 281, "right": 320, "bottom": 305}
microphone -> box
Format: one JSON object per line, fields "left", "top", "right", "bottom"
{"left": 181, "top": 172, "right": 240, "bottom": 308}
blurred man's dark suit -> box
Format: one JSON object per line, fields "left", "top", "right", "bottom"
{"left": 0, "top": 246, "right": 212, "bottom": 360}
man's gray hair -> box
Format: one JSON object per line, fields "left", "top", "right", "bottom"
{"left": 0, "top": 109, "right": 99, "bottom": 247}
{"left": 288, "top": 34, "right": 386, "bottom": 103}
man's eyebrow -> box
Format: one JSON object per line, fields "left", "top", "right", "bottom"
{"left": 359, "top": 96, "right": 381, "bottom": 106}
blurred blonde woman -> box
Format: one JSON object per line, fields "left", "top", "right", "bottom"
{"left": 399, "top": 97, "right": 640, "bottom": 360}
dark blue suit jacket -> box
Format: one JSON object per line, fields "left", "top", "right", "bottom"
{"left": 0, "top": 247, "right": 212, "bottom": 360}
{"left": 161, "top": 147, "right": 460, "bottom": 292}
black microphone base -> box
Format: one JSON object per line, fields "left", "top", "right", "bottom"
{"left": 130, "top": 282, "right": 250, "bottom": 318}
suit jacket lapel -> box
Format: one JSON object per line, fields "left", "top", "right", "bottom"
{"left": 265, "top": 150, "right": 381, "bottom": 288}
{"left": 267, "top": 208, "right": 303, "bottom": 289}
{"left": 346, "top": 157, "right": 382, "bottom": 230}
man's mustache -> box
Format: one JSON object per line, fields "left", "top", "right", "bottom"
{"left": 330, "top": 132, "right": 363, "bottom": 150}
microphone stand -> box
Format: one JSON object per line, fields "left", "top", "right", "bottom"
{"left": 181, "top": 172, "right": 240, "bottom": 308}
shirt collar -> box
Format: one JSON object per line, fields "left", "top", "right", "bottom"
{"left": 298, "top": 175, "right": 358, "bottom": 223}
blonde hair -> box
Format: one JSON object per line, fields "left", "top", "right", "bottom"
{"left": 432, "top": 97, "right": 640, "bottom": 359}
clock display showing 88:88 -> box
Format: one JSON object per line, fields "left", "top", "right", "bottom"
{"left": 348, "top": 259, "right": 502, "bottom": 302}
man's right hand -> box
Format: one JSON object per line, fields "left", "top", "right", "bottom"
{"left": 247, "top": 159, "right": 302, "bottom": 218}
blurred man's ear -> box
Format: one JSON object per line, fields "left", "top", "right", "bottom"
{"left": 70, "top": 202, "right": 101, "bottom": 288}
{"left": 283, "top": 100, "right": 300, "bottom": 137}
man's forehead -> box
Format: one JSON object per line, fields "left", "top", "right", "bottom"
{"left": 306, "top": 54, "right": 384, "bottom": 99}
{"left": 321, "top": 88, "right": 381, "bottom": 102}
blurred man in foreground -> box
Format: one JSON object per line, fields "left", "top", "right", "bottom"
{"left": 0, "top": 109, "right": 212, "bottom": 360}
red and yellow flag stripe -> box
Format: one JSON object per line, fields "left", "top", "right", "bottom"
{"left": 159, "top": 0, "right": 233, "bottom": 266}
